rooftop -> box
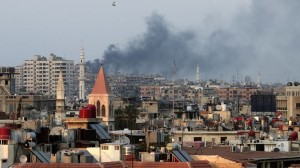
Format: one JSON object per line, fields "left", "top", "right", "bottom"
{"left": 12, "top": 161, "right": 212, "bottom": 168}
{"left": 184, "top": 146, "right": 300, "bottom": 165}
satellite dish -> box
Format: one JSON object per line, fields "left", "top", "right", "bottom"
{"left": 50, "top": 126, "right": 64, "bottom": 135}
{"left": 20, "top": 155, "right": 27, "bottom": 163}
{"left": 216, "top": 105, "right": 222, "bottom": 111}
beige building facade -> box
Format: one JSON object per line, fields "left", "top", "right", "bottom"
{"left": 15, "top": 54, "right": 75, "bottom": 97}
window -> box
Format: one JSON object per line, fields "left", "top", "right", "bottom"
{"left": 221, "top": 137, "right": 227, "bottom": 144}
{"left": 115, "top": 146, "right": 120, "bottom": 150}
{"left": 178, "top": 137, "right": 182, "bottom": 142}
{"left": 101, "top": 145, "right": 108, "bottom": 150}
{"left": 1, "top": 140, "right": 8, "bottom": 145}
{"left": 296, "top": 103, "right": 300, "bottom": 109}
{"left": 101, "top": 105, "right": 106, "bottom": 117}
{"left": 97, "top": 100, "right": 100, "bottom": 116}
{"left": 194, "top": 137, "right": 202, "bottom": 141}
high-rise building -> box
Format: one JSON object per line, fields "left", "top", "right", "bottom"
{"left": 0, "top": 67, "right": 55, "bottom": 114}
{"left": 14, "top": 66, "right": 24, "bottom": 92}
{"left": 15, "top": 54, "right": 75, "bottom": 97}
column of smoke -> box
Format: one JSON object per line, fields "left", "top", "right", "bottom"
{"left": 97, "top": 1, "right": 300, "bottom": 82}
{"left": 101, "top": 13, "right": 247, "bottom": 80}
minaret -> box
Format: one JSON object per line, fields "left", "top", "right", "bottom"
{"left": 196, "top": 64, "right": 200, "bottom": 84}
{"left": 257, "top": 72, "right": 261, "bottom": 88}
{"left": 55, "top": 69, "right": 65, "bottom": 122}
{"left": 78, "top": 48, "right": 86, "bottom": 100}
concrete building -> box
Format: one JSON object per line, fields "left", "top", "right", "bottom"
{"left": 285, "top": 82, "right": 300, "bottom": 118}
{"left": 99, "top": 143, "right": 124, "bottom": 162}
{"left": 89, "top": 65, "right": 115, "bottom": 131}
{"left": 14, "top": 66, "right": 23, "bottom": 93}
{"left": 0, "top": 67, "right": 16, "bottom": 95}
{"left": 0, "top": 139, "right": 15, "bottom": 168}
{"left": 0, "top": 67, "right": 56, "bottom": 113}
{"left": 218, "top": 87, "right": 259, "bottom": 103}
{"left": 275, "top": 82, "right": 300, "bottom": 119}
{"left": 15, "top": 54, "right": 75, "bottom": 98}
{"left": 276, "top": 95, "right": 288, "bottom": 118}
{"left": 137, "top": 99, "right": 159, "bottom": 123}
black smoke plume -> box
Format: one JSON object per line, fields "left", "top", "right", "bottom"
{"left": 102, "top": 1, "right": 300, "bottom": 83}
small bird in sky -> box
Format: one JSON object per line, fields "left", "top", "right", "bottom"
{"left": 112, "top": 1, "right": 116, "bottom": 6}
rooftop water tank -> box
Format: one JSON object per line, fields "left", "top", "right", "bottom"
{"left": 289, "top": 132, "right": 298, "bottom": 141}
{"left": 0, "top": 127, "right": 11, "bottom": 140}
{"left": 122, "top": 145, "right": 135, "bottom": 161}
{"left": 221, "top": 104, "right": 227, "bottom": 111}
{"left": 248, "top": 130, "right": 255, "bottom": 137}
{"left": 79, "top": 108, "right": 92, "bottom": 118}
{"left": 87, "top": 105, "right": 96, "bottom": 118}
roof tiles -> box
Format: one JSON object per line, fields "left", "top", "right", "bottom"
{"left": 91, "top": 64, "right": 110, "bottom": 94}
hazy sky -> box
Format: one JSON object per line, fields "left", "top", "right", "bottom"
{"left": 0, "top": 0, "right": 299, "bottom": 83}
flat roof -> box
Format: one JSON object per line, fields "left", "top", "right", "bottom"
{"left": 63, "top": 118, "right": 101, "bottom": 123}
{"left": 184, "top": 146, "right": 300, "bottom": 162}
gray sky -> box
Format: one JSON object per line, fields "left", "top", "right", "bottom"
{"left": 0, "top": 0, "right": 298, "bottom": 83}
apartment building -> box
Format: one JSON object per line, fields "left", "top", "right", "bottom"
{"left": 218, "top": 87, "right": 259, "bottom": 103}
{"left": 0, "top": 67, "right": 55, "bottom": 113}
{"left": 285, "top": 82, "right": 300, "bottom": 118}
{"left": 108, "top": 73, "right": 166, "bottom": 98}
{"left": 15, "top": 54, "right": 75, "bottom": 98}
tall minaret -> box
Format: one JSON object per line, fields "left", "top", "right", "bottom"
{"left": 78, "top": 48, "right": 86, "bottom": 100}
{"left": 257, "top": 71, "right": 261, "bottom": 88}
{"left": 196, "top": 64, "right": 200, "bottom": 84}
{"left": 55, "top": 69, "right": 65, "bottom": 122}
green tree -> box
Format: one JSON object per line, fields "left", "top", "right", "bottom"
{"left": 114, "top": 105, "right": 139, "bottom": 130}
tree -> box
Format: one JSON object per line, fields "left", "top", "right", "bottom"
{"left": 114, "top": 105, "right": 139, "bottom": 130}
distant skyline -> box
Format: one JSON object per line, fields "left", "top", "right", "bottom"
{"left": 1, "top": 0, "right": 299, "bottom": 83}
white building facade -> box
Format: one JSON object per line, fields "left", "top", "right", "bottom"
{"left": 15, "top": 54, "right": 75, "bottom": 98}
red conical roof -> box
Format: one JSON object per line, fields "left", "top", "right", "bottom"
{"left": 91, "top": 64, "right": 110, "bottom": 94}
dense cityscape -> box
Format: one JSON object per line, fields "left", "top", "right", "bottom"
{"left": 2, "top": 1, "right": 300, "bottom": 168}
{"left": 0, "top": 49, "right": 299, "bottom": 168}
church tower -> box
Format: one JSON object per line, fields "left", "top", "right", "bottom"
{"left": 55, "top": 69, "right": 65, "bottom": 123}
{"left": 78, "top": 48, "right": 86, "bottom": 100}
{"left": 88, "top": 64, "right": 114, "bottom": 130}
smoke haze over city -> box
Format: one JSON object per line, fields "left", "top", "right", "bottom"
{"left": 102, "top": 1, "right": 300, "bottom": 83}
{"left": 1, "top": 0, "right": 300, "bottom": 83}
